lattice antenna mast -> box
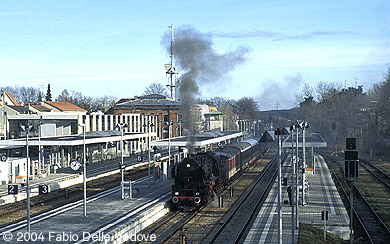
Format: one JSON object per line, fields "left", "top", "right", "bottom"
{"left": 166, "top": 24, "right": 178, "bottom": 101}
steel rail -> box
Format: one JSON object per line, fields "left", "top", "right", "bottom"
{"left": 322, "top": 155, "right": 390, "bottom": 243}
{"left": 359, "top": 159, "right": 390, "bottom": 190}
{"left": 207, "top": 154, "right": 279, "bottom": 244}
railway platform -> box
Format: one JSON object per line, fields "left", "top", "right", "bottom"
{"left": 0, "top": 151, "right": 157, "bottom": 205}
{"left": 244, "top": 153, "right": 350, "bottom": 243}
{"left": 0, "top": 176, "right": 173, "bottom": 243}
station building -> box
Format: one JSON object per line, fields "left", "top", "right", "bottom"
{"left": 0, "top": 92, "right": 255, "bottom": 185}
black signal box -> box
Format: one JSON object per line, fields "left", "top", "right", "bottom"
{"left": 345, "top": 150, "right": 358, "bottom": 160}
{"left": 346, "top": 138, "right": 356, "bottom": 150}
{"left": 345, "top": 160, "right": 358, "bottom": 179}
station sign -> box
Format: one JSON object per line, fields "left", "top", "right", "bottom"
{"left": 8, "top": 185, "right": 18, "bottom": 195}
{"left": 39, "top": 185, "right": 49, "bottom": 195}
{"left": 281, "top": 177, "right": 287, "bottom": 186}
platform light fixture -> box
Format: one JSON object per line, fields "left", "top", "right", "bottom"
{"left": 143, "top": 117, "right": 154, "bottom": 187}
{"left": 79, "top": 123, "right": 87, "bottom": 217}
{"left": 116, "top": 123, "right": 129, "bottom": 199}
{"left": 17, "top": 124, "right": 38, "bottom": 236}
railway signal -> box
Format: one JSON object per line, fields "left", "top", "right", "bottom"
{"left": 344, "top": 137, "right": 358, "bottom": 244}
{"left": 344, "top": 138, "right": 359, "bottom": 180}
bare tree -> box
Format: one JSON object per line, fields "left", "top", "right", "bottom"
{"left": 143, "top": 83, "right": 168, "bottom": 96}
{"left": 0, "top": 86, "right": 40, "bottom": 104}
{"left": 56, "top": 89, "right": 117, "bottom": 113}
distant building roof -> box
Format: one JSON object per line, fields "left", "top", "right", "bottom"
{"left": 41, "top": 101, "right": 87, "bottom": 112}
{"left": 31, "top": 104, "right": 53, "bottom": 112}
{"left": 106, "top": 95, "right": 181, "bottom": 114}
{"left": 8, "top": 105, "right": 32, "bottom": 114}
{"left": 209, "top": 106, "right": 217, "bottom": 112}
{"left": 0, "top": 92, "right": 21, "bottom": 106}
{"left": 205, "top": 110, "right": 224, "bottom": 116}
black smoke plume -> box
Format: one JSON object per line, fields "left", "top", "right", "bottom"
{"left": 161, "top": 25, "right": 250, "bottom": 153}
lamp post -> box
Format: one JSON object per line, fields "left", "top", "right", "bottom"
{"left": 143, "top": 118, "right": 154, "bottom": 187}
{"left": 300, "top": 121, "right": 309, "bottom": 206}
{"left": 116, "top": 123, "right": 129, "bottom": 199}
{"left": 276, "top": 128, "right": 282, "bottom": 244}
{"left": 79, "top": 123, "right": 87, "bottom": 217}
{"left": 295, "top": 123, "right": 299, "bottom": 229}
{"left": 290, "top": 124, "right": 296, "bottom": 243}
{"left": 38, "top": 118, "right": 43, "bottom": 178}
{"left": 17, "top": 124, "right": 38, "bottom": 236}
{"left": 165, "top": 120, "right": 173, "bottom": 180}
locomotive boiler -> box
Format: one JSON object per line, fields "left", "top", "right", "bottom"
{"left": 171, "top": 138, "right": 266, "bottom": 209}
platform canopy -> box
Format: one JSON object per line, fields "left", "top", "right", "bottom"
{"left": 151, "top": 131, "right": 244, "bottom": 148}
{"left": 259, "top": 131, "right": 275, "bottom": 142}
{"left": 0, "top": 130, "right": 155, "bottom": 147}
{"left": 282, "top": 133, "right": 327, "bottom": 148}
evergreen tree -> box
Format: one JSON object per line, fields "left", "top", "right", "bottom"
{"left": 46, "top": 83, "right": 52, "bottom": 101}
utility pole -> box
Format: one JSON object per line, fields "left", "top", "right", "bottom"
{"left": 295, "top": 126, "right": 299, "bottom": 228}
{"left": 301, "top": 121, "right": 308, "bottom": 205}
{"left": 275, "top": 128, "right": 283, "bottom": 244}
{"left": 290, "top": 125, "right": 296, "bottom": 243}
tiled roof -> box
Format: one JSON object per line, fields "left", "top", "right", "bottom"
{"left": 31, "top": 104, "right": 53, "bottom": 112}
{"left": 6, "top": 92, "right": 20, "bottom": 106}
{"left": 118, "top": 98, "right": 181, "bottom": 107}
{"left": 8, "top": 105, "right": 31, "bottom": 114}
{"left": 0, "top": 92, "right": 21, "bottom": 106}
{"left": 43, "top": 101, "right": 87, "bottom": 112}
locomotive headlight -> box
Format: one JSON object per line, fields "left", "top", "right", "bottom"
{"left": 175, "top": 191, "right": 180, "bottom": 196}
{"left": 195, "top": 192, "right": 200, "bottom": 196}
{"left": 194, "top": 197, "right": 201, "bottom": 204}
{"left": 172, "top": 197, "right": 178, "bottom": 203}
{"left": 186, "top": 164, "right": 191, "bottom": 168}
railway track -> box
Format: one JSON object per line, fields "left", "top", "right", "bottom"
{"left": 359, "top": 159, "right": 390, "bottom": 191}
{"left": 130, "top": 149, "right": 278, "bottom": 244}
{"left": 204, "top": 154, "right": 280, "bottom": 244}
{"left": 0, "top": 165, "right": 148, "bottom": 227}
{"left": 322, "top": 154, "right": 390, "bottom": 243}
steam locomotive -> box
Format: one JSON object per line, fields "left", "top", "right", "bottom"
{"left": 171, "top": 138, "right": 268, "bottom": 209}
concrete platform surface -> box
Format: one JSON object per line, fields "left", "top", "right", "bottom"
{"left": 244, "top": 153, "right": 350, "bottom": 243}
{"left": 0, "top": 177, "right": 173, "bottom": 244}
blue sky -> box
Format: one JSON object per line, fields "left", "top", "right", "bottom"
{"left": 1, "top": 1, "right": 389, "bottom": 110}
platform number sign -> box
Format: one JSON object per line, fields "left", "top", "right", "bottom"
{"left": 281, "top": 177, "right": 287, "bottom": 186}
{"left": 8, "top": 185, "right": 18, "bottom": 195}
{"left": 137, "top": 155, "right": 143, "bottom": 162}
{"left": 39, "top": 185, "right": 49, "bottom": 195}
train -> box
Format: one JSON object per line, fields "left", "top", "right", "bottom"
{"left": 171, "top": 137, "right": 270, "bottom": 209}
